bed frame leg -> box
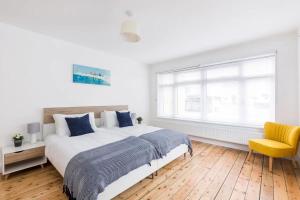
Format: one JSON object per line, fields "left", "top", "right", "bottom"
{"left": 147, "top": 173, "right": 154, "bottom": 179}
{"left": 184, "top": 153, "right": 186, "bottom": 159}
{"left": 155, "top": 171, "right": 158, "bottom": 176}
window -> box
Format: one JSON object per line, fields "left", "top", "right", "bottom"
{"left": 157, "top": 55, "right": 275, "bottom": 126}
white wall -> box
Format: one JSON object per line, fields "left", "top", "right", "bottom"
{"left": 149, "top": 31, "right": 299, "bottom": 146}
{"left": 297, "top": 29, "right": 300, "bottom": 161}
{"left": 298, "top": 28, "right": 300, "bottom": 124}
{"left": 0, "top": 22, "right": 149, "bottom": 147}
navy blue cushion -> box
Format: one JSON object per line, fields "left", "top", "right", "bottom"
{"left": 116, "top": 111, "right": 133, "bottom": 128}
{"left": 65, "top": 114, "right": 94, "bottom": 137}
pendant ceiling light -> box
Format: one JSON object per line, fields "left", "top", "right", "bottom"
{"left": 121, "top": 10, "right": 141, "bottom": 43}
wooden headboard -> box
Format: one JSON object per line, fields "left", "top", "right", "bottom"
{"left": 43, "top": 105, "right": 128, "bottom": 124}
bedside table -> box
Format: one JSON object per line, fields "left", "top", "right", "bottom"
{"left": 1, "top": 141, "right": 47, "bottom": 180}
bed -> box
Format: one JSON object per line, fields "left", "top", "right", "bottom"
{"left": 43, "top": 105, "right": 190, "bottom": 200}
{"left": 105, "top": 125, "right": 191, "bottom": 171}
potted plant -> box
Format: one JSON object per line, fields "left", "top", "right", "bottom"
{"left": 13, "top": 133, "right": 24, "bottom": 147}
{"left": 136, "top": 116, "right": 143, "bottom": 124}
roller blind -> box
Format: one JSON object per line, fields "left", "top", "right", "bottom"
{"left": 157, "top": 54, "right": 276, "bottom": 126}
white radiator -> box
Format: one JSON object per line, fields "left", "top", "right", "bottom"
{"left": 150, "top": 118, "right": 263, "bottom": 145}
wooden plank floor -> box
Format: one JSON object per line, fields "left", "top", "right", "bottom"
{"left": 1, "top": 141, "right": 300, "bottom": 200}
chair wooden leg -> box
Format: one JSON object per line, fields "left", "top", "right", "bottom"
{"left": 269, "top": 157, "right": 273, "bottom": 172}
{"left": 247, "top": 150, "right": 253, "bottom": 161}
{"left": 292, "top": 157, "right": 298, "bottom": 168}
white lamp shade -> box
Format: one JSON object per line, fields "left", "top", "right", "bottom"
{"left": 121, "top": 20, "right": 141, "bottom": 42}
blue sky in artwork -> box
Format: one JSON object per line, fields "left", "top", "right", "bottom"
{"left": 73, "top": 64, "right": 110, "bottom": 76}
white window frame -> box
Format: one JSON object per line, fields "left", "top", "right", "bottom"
{"left": 156, "top": 53, "right": 277, "bottom": 128}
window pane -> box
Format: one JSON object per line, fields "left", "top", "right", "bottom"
{"left": 242, "top": 57, "right": 275, "bottom": 77}
{"left": 244, "top": 78, "right": 275, "bottom": 125}
{"left": 176, "top": 84, "right": 202, "bottom": 119}
{"left": 157, "top": 86, "right": 173, "bottom": 117}
{"left": 206, "top": 81, "right": 240, "bottom": 123}
{"left": 157, "top": 73, "right": 174, "bottom": 85}
{"left": 206, "top": 64, "right": 239, "bottom": 79}
{"left": 175, "top": 69, "right": 201, "bottom": 83}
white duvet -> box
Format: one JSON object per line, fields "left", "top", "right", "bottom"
{"left": 45, "top": 125, "right": 161, "bottom": 176}
{"left": 45, "top": 129, "right": 127, "bottom": 175}
{"left": 109, "top": 124, "right": 162, "bottom": 137}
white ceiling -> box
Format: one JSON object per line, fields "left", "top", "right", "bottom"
{"left": 0, "top": 0, "right": 300, "bottom": 64}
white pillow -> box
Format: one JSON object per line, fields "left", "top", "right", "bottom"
{"left": 53, "top": 112, "right": 97, "bottom": 136}
{"left": 101, "top": 110, "right": 129, "bottom": 128}
{"left": 97, "top": 118, "right": 105, "bottom": 127}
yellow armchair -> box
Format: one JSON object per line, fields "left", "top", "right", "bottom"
{"left": 247, "top": 122, "right": 300, "bottom": 172}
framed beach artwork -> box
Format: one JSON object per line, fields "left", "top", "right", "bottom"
{"left": 73, "top": 64, "right": 111, "bottom": 86}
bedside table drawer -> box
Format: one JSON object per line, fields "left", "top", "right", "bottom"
{"left": 4, "top": 146, "right": 45, "bottom": 165}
